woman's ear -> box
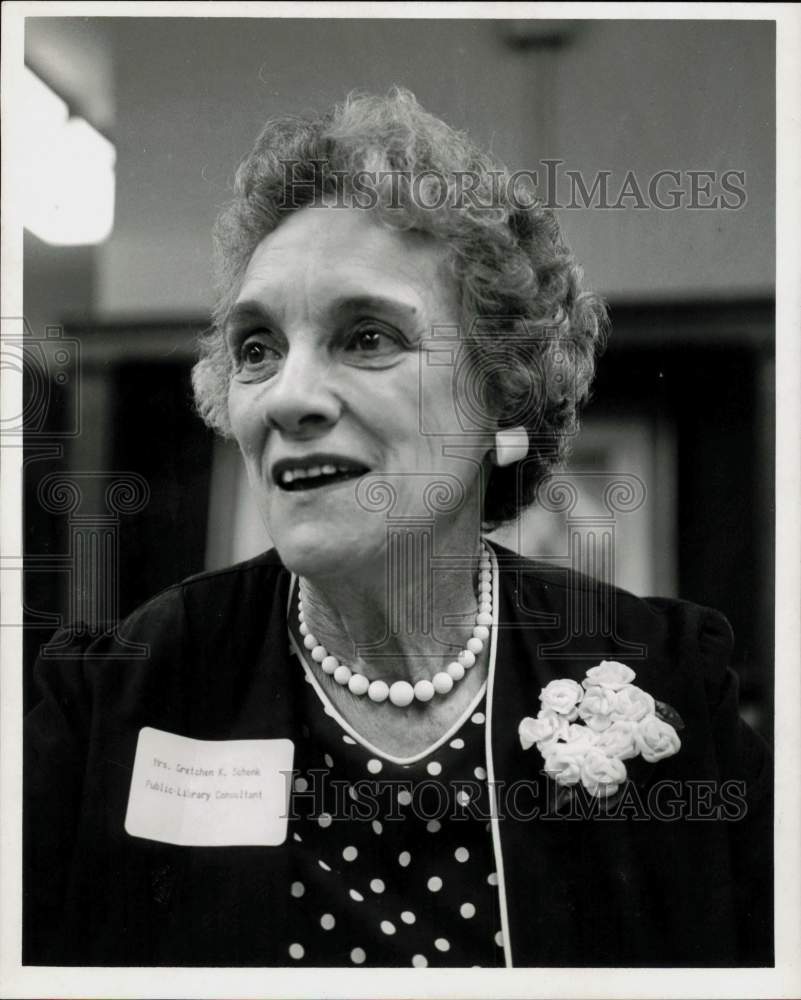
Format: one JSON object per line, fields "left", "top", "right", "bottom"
{"left": 492, "top": 427, "right": 529, "bottom": 467}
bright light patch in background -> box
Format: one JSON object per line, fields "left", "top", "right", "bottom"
{"left": 23, "top": 65, "right": 116, "bottom": 246}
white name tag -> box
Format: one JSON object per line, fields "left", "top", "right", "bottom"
{"left": 125, "top": 727, "right": 295, "bottom": 847}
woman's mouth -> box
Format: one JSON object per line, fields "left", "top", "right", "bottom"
{"left": 272, "top": 456, "right": 371, "bottom": 492}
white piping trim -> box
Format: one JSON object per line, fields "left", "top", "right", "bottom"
{"left": 484, "top": 542, "right": 514, "bottom": 968}
{"left": 286, "top": 574, "right": 489, "bottom": 767}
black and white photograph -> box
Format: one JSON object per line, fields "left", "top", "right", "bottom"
{"left": 1, "top": 3, "right": 799, "bottom": 997}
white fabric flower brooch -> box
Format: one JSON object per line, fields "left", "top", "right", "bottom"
{"left": 519, "top": 661, "right": 683, "bottom": 800}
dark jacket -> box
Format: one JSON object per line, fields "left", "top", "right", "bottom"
{"left": 24, "top": 546, "right": 773, "bottom": 966}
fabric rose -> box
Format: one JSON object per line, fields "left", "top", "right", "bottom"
{"left": 539, "top": 678, "right": 583, "bottom": 719}
{"left": 612, "top": 685, "right": 656, "bottom": 723}
{"left": 582, "top": 660, "right": 636, "bottom": 690}
{"left": 535, "top": 709, "right": 570, "bottom": 754}
{"left": 577, "top": 685, "right": 618, "bottom": 732}
{"left": 593, "top": 719, "right": 639, "bottom": 760}
{"left": 518, "top": 716, "right": 541, "bottom": 750}
{"left": 579, "top": 748, "right": 627, "bottom": 797}
{"left": 518, "top": 712, "right": 568, "bottom": 751}
{"left": 542, "top": 747, "right": 583, "bottom": 786}
{"left": 561, "top": 723, "right": 598, "bottom": 754}
{"left": 634, "top": 714, "right": 682, "bottom": 762}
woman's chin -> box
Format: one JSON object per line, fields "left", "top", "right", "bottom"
{"left": 272, "top": 524, "right": 381, "bottom": 581}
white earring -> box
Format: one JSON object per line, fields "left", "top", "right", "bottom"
{"left": 493, "top": 427, "right": 529, "bottom": 467}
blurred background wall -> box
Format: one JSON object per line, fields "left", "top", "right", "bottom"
{"left": 22, "top": 16, "right": 774, "bottom": 734}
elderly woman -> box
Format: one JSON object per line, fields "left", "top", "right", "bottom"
{"left": 24, "top": 89, "right": 771, "bottom": 969}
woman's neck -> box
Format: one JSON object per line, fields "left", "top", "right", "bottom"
{"left": 297, "top": 534, "right": 486, "bottom": 685}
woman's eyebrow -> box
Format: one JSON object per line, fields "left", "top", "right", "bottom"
{"left": 224, "top": 300, "right": 276, "bottom": 338}
{"left": 330, "top": 294, "right": 420, "bottom": 323}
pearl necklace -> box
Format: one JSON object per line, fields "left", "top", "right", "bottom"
{"left": 297, "top": 543, "right": 493, "bottom": 708}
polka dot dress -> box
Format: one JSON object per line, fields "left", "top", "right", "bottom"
{"left": 284, "top": 653, "right": 506, "bottom": 967}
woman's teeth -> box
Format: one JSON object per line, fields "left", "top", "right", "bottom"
{"left": 280, "top": 464, "right": 363, "bottom": 488}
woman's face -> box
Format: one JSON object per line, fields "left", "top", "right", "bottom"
{"left": 226, "top": 206, "right": 490, "bottom": 579}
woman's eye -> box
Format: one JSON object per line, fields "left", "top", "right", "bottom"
{"left": 345, "top": 324, "right": 403, "bottom": 362}
{"left": 236, "top": 334, "right": 282, "bottom": 378}
{"left": 243, "top": 341, "right": 267, "bottom": 364}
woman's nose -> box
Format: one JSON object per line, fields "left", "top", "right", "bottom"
{"left": 262, "top": 347, "right": 342, "bottom": 436}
